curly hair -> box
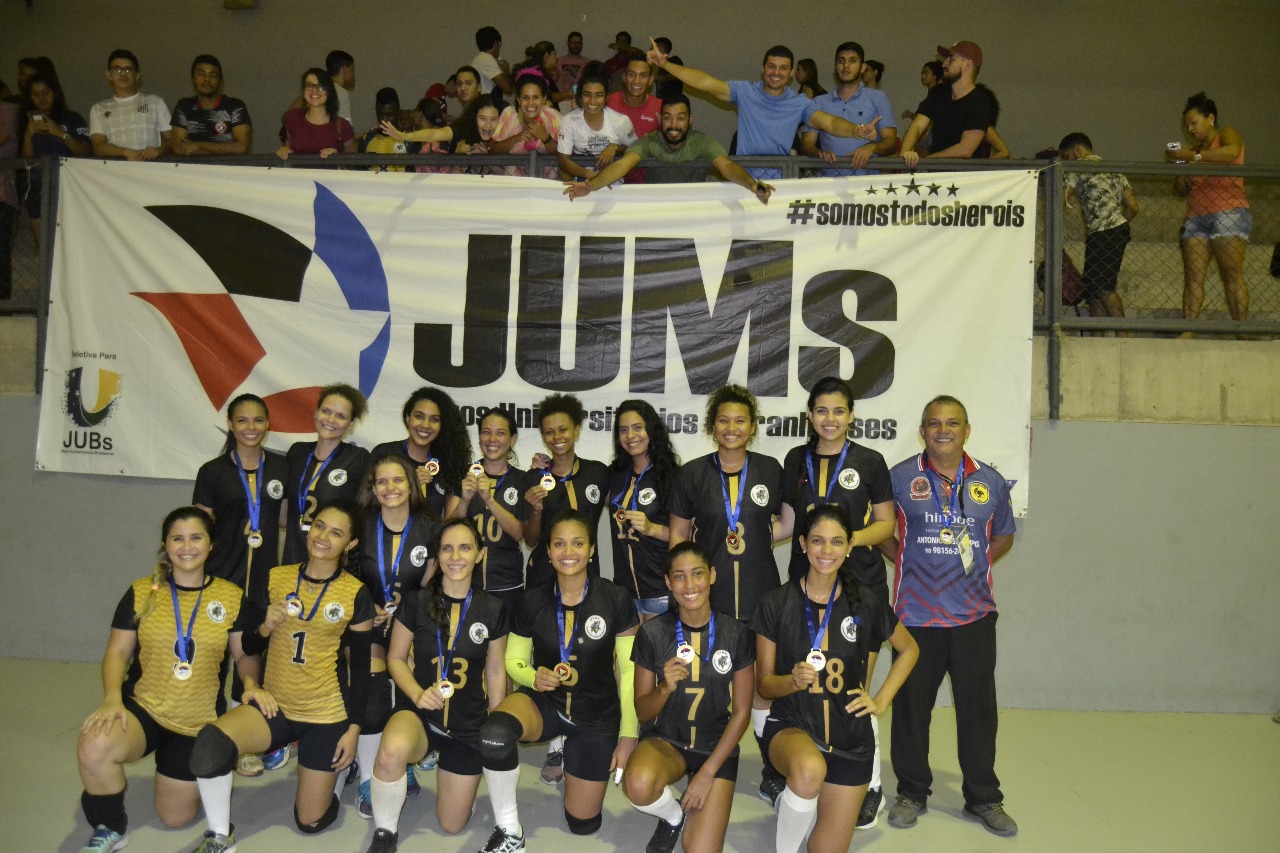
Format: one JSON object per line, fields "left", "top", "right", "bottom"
{"left": 703, "top": 384, "right": 759, "bottom": 441}
{"left": 611, "top": 399, "right": 680, "bottom": 497}
{"left": 400, "top": 387, "right": 473, "bottom": 504}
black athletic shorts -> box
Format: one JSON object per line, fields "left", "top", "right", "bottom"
{"left": 520, "top": 688, "right": 618, "bottom": 783}
{"left": 761, "top": 716, "right": 871, "bottom": 787}
{"left": 123, "top": 696, "right": 197, "bottom": 782}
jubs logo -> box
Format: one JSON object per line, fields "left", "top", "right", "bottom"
{"left": 132, "top": 183, "right": 392, "bottom": 435}
{"left": 62, "top": 367, "right": 121, "bottom": 452}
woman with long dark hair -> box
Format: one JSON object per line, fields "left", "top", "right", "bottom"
{"left": 277, "top": 67, "right": 355, "bottom": 159}
{"left": 370, "top": 386, "right": 471, "bottom": 520}
{"left": 459, "top": 408, "right": 531, "bottom": 616}
{"left": 19, "top": 70, "right": 89, "bottom": 250}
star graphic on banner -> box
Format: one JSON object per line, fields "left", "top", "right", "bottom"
{"left": 905, "top": 178, "right": 922, "bottom": 195}
{"left": 865, "top": 185, "right": 878, "bottom": 195}
{"left": 884, "top": 183, "right": 898, "bottom": 195}
{"left": 927, "top": 183, "right": 942, "bottom": 195}
{"left": 947, "top": 184, "right": 960, "bottom": 196}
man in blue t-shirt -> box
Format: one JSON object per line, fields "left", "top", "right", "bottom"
{"left": 799, "top": 41, "right": 896, "bottom": 176}
{"left": 645, "top": 40, "right": 878, "bottom": 178}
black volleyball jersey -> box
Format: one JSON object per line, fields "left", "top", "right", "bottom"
{"left": 369, "top": 440, "right": 462, "bottom": 519}
{"left": 782, "top": 441, "right": 893, "bottom": 585}
{"left": 753, "top": 578, "right": 897, "bottom": 759}
{"left": 464, "top": 466, "right": 533, "bottom": 592}
{"left": 633, "top": 609, "right": 755, "bottom": 751}
{"left": 193, "top": 450, "right": 288, "bottom": 603}
{"left": 395, "top": 587, "right": 509, "bottom": 743}
{"left": 525, "top": 458, "right": 611, "bottom": 589}
{"left": 512, "top": 577, "right": 638, "bottom": 733}
{"left": 283, "top": 441, "right": 370, "bottom": 563}
{"left": 607, "top": 464, "right": 672, "bottom": 600}
{"left": 356, "top": 513, "right": 439, "bottom": 642}
{"left": 669, "top": 451, "right": 784, "bottom": 620}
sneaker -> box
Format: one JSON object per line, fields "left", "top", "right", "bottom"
{"left": 235, "top": 752, "right": 263, "bottom": 778}
{"left": 539, "top": 747, "right": 564, "bottom": 785}
{"left": 645, "top": 813, "right": 685, "bottom": 853}
{"left": 406, "top": 765, "right": 420, "bottom": 797}
{"left": 963, "top": 801, "right": 1018, "bottom": 837}
{"left": 366, "top": 827, "right": 398, "bottom": 853}
{"left": 345, "top": 757, "right": 360, "bottom": 787}
{"left": 856, "top": 786, "right": 885, "bottom": 829}
{"left": 261, "top": 745, "right": 290, "bottom": 771}
{"left": 80, "top": 826, "right": 127, "bottom": 852}
{"left": 416, "top": 750, "right": 440, "bottom": 771}
{"left": 478, "top": 825, "right": 525, "bottom": 853}
{"left": 757, "top": 773, "right": 785, "bottom": 809}
{"left": 357, "top": 779, "right": 373, "bottom": 819}
{"left": 192, "top": 826, "right": 237, "bottom": 853}
{"left": 887, "top": 795, "right": 927, "bottom": 829}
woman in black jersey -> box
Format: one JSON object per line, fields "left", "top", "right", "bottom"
{"left": 362, "top": 518, "right": 510, "bottom": 853}
{"left": 350, "top": 454, "right": 442, "bottom": 816}
{"left": 755, "top": 505, "right": 919, "bottom": 853}
{"left": 189, "top": 501, "right": 375, "bottom": 851}
{"left": 623, "top": 542, "right": 754, "bottom": 853}
{"left": 370, "top": 386, "right": 471, "bottom": 520}
{"left": 283, "top": 384, "right": 371, "bottom": 564}
{"left": 476, "top": 511, "right": 640, "bottom": 853}
{"left": 609, "top": 399, "right": 679, "bottom": 620}
{"left": 459, "top": 408, "right": 531, "bottom": 615}
{"left": 76, "top": 507, "right": 253, "bottom": 853}
{"left": 780, "top": 376, "right": 896, "bottom": 826}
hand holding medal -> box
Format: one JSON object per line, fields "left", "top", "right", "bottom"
{"left": 415, "top": 682, "right": 447, "bottom": 710}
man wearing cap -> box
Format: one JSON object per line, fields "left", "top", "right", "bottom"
{"left": 883, "top": 395, "right": 1018, "bottom": 838}
{"left": 170, "top": 55, "right": 252, "bottom": 156}
{"left": 898, "top": 41, "right": 994, "bottom": 169}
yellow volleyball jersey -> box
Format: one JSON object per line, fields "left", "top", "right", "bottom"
{"left": 127, "top": 576, "right": 243, "bottom": 736}
{"left": 264, "top": 564, "right": 370, "bottom": 724}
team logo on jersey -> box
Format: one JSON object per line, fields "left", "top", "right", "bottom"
{"left": 435, "top": 482, "right": 446, "bottom": 494}
{"left": 968, "top": 481, "right": 990, "bottom": 504}
{"left": 324, "top": 602, "right": 345, "bottom": 623}
{"left": 267, "top": 479, "right": 284, "bottom": 499}
{"left": 838, "top": 468, "right": 860, "bottom": 490}
{"left": 214, "top": 121, "right": 228, "bottom": 135}
{"left": 584, "top": 485, "right": 601, "bottom": 504}
{"left": 712, "top": 649, "right": 733, "bottom": 674}
{"left": 394, "top": 141, "right": 407, "bottom": 154}
{"left": 206, "top": 601, "right": 227, "bottom": 623}
{"left": 469, "top": 622, "right": 489, "bottom": 644}
{"left": 328, "top": 469, "right": 348, "bottom": 486}
{"left": 504, "top": 486, "right": 519, "bottom": 504}
{"left": 750, "top": 484, "right": 770, "bottom": 507}
{"left": 639, "top": 488, "right": 656, "bottom": 506}
{"left": 410, "top": 545, "right": 429, "bottom": 567}
{"left": 909, "top": 476, "right": 931, "bottom": 500}
{"left": 840, "top": 616, "right": 859, "bottom": 642}
{"left": 584, "top": 614, "right": 607, "bottom": 640}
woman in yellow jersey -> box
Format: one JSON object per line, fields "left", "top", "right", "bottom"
{"left": 188, "top": 501, "right": 374, "bottom": 852}
{"left": 76, "top": 507, "right": 253, "bottom": 853}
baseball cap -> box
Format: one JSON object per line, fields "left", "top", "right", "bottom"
{"left": 937, "top": 41, "right": 983, "bottom": 71}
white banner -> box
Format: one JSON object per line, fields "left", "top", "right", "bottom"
{"left": 37, "top": 161, "right": 1036, "bottom": 514}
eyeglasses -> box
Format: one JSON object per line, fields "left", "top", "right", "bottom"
{"left": 303, "top": 83, "right": 325, "bottom": 91}
{"left": 109, "top": 67, "right": 137, "bottom": 76}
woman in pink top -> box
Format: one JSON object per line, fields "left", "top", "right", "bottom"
{"left": 490, "top": 68, "right": 561, "bottom": 177}
{"left": 277, "top": 68, "right": 355, "bottom": 160}
{"left": 1166, "top": 92, "right": 1249, "bottom": 330}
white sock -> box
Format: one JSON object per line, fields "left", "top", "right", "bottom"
{"left": 776, "top": 785, "right": 818, "bottom": 853}
{"left": 196, "top": 771, "right": 234, "bottom": 837}
{"left": 358, "top": 734, "right": 380, "bottom": 784}
{"left": 869, "top": 714, "right": 882, "bottom": 790}
{"left": 547, "top": 734, "right": 565, "bottom": 755}
{"left": 631, "top": 785, "right": 684, "bottom": 826}
{"left": 483, "top": 767, "right": 522, "bottom": 836}
{"left": 751, "top": 708, "right": 769, "bottom": 739}
{"left": 371, "top": 772, "right": 407, "bottom": 832}
{"left": 334, "top": 767, "right": 347, "bottom": 797}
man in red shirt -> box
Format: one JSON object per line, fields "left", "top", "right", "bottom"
{"left": 605, "top": 51, "right": 660, "bottom": 183}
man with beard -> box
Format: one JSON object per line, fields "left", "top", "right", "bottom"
{"left": 562, "top": 93, "right": 772, "bottom": 201}
{"left": 170, "top": 55, "right": 253, "bottom": 156}
{"left": 899, "top": 41, "right": 994, "bottom": 168}
{"left": 800, "top": 41, "right": 896, "bottom": 175}
{"left": 556, "top": 31, "right": 593, "bottom": 95}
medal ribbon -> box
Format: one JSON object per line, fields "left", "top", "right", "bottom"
{"left": 611, "top": 462, "right": 652, "bottom": 514}
{"left": 232, "top": 450, "right": 264, "bottom": 537}
{"left": 169, "top": 576, "right": 204, "bottom": 665}
{"left": 556, "top": 578, "right": 589, "bottom": 666}
{"left": 476, "top": 459, "right": 510, "bottom": 495}
{"left": 291, "top": 562, "right": 335, "bottom": 622}
{"left": 376, "top": 516, "right": 411, "bottom": 607}
{"left": 435, "top": 589, "right": 474, "bottom": 684}
{"left": 925, "top": 458, "right": 965, "bottom": 527}
{"left": 803, "top": 580, "right": 838, "bottom": 656}
{"left": 297, "top": 443, "right": 341, "bottom": 516}
{"left": 714, "top": 453, "right": 749, "bottom": 538}
{"left": 805, "top": 441, "right": 852, "bottom": 503}
{"left": 675, "top": 611, "right": 717, "bottom": 663}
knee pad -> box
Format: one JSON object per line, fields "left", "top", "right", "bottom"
{"left": 295, "top": 794, "right": 339, "bottom": 834}
{"left": 362, "top": 671, "right": 393, "bottom": 733}
{"left": 477, "top": 711, "right": 522, "bottom": 771}
{"left": 189, "top": 726, "right": 238, "bottom": 778}
{"left": 565, "top": 809, "right": 602, "bottom": 835}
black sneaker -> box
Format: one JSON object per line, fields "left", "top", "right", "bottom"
{"left": 963, "top": 801, "right": 1018, "bottom": 837}
{"left": 887, "top": 795, "right": 927, "bottom": 829}
{"left": 366, "top": 828, "right": 399, "bottom": 853}
{"left": 645, "top": 813, "right": 685, "bottom": 853}
{"left": 856, "top": 786, "right": 885, "bottom": 828}
{"left": 478, "top": 825, "right": 525, "bottom": 853}
{"left": 758, "top": 773, "right": 786, "bottom": 809}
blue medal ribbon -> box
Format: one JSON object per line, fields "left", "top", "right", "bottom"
{"left": 556, "top": 579, "right": 590, "bottom": 666}
{"left": 169, "top": 576, "right": 204, "bottom": 665}
{"left": 435, "top": 589, "right": 474, "bottom": 685}
{"left": 805, "top": 441, "right": 852, "bottom": 503}
{"left": 376, "top": 516, "right": 411, "bottom": 607}
{"left": 297, "top": 443, "right": 341, "bottom": 516}
{"left": 803, "top": 579, "right": 838, "bottom": 656}
{"left": 925, "top": 457, "right": 965, "bottom": 530}
{"left": 675, "top": 611, "right": 716, "bottom": 663}
{"left": 232, "top": 450, "right": 264, "bottom": 538}
{"left": 611, "top": 462, "right": 652, "bottom": 515}
{"left": 477, "top": 459, "right": 510, "bottom": 495}
{"left": 290, "top": 562, "right": 335, "bottom": 622}
{"left": 714, "top": 453, "right": 749, "bottom": 539}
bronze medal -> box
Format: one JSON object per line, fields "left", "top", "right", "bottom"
{"left": 554, "top": 661, "right": 572, "bottom": 681}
